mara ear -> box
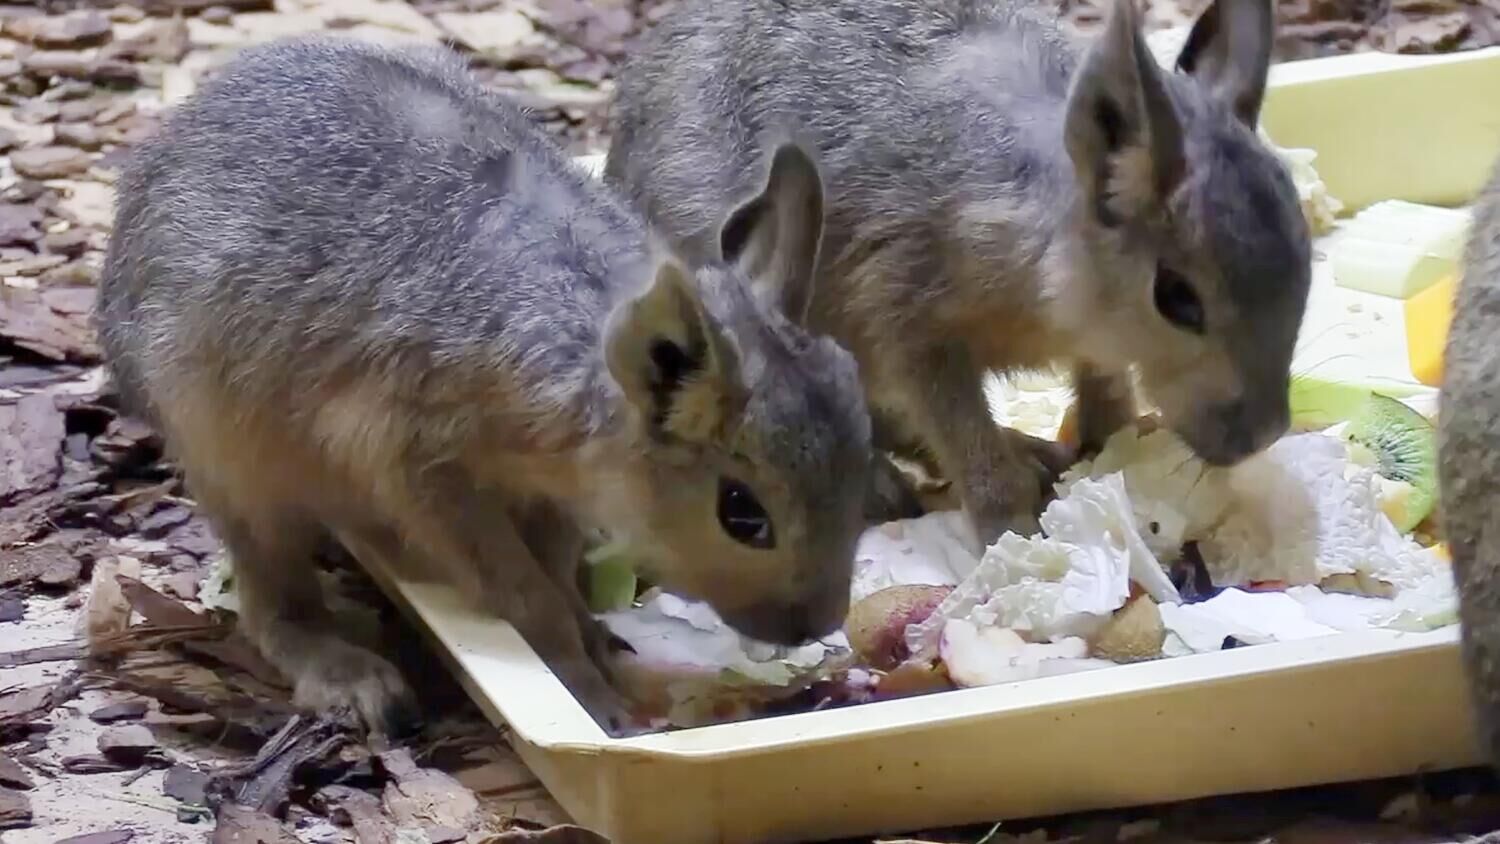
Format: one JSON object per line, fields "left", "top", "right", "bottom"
{"left": 604, "top": 259, "right": 746, "bottom": 442}
{"left": 1063, "top": 0, "right": 1185, "bottom": 225}
{"left": 716, "top": 140, "right": 826, "bottom": 326}
{"left": 1175, "top": 0, "right": 1273, "bottom": 127}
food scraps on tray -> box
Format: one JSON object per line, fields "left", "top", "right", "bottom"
{"left": 592, "top": 378, "right": 1454, "bottom": 732}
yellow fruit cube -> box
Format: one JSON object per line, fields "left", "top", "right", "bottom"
{"left": 1405, "top": 273, "right": 1458, "bottom": 387}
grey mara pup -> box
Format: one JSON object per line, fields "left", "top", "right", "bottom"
{"left": 606, "top": 0, "right": 1312, "bottom": 545}
{"left": 97, "top": 36, "right": 871, "bottom": 735}
{"left": 1440, "top": 156, "right": 1500, "bottom": 768}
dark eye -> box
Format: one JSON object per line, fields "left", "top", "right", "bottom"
{"left": 1154, "top": 265, "right": 1204, "bottom": 334}
{"left": 717, "top": 478, "right": 774, "bottom": 549}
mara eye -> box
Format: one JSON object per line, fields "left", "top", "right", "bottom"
{"left": 716, "top": 477, "right": 775, "bottom": 549}
{"left": 1154, "top": 265, "right": 1205, "bottom": 334}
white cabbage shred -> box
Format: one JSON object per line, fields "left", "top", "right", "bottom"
{"left": 902, "top": 424, "right": 1455, "bottom": 680}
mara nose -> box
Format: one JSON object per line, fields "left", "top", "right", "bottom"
{"left": 1205, "top": 399, "right": 1288, "bottom": 466}
{"left": 721, "top": 595, "right": 846, "bottom": 647}
{"left": 1257, "top": 401, "right": 1292, "bottom": 448}
{"left": 797, "top": 593, "right": 850, "bottom": 641}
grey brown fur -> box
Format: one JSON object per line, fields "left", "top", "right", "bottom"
{"left": 607, "top": 0, "right": 1312, "bottom": 545}
{"left": 1440, "top": 157, "right": 1500, "bottom": 767}
{"left": 97, "top": 36, "right": 871, "bottom": 735}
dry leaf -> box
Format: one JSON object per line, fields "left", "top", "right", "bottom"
{"left": 453, "top": 744, "right": 569, "bottom": 830}
{"left": 89, "top": 699, "right": 149, "bottom": 724}
{"left": 100, "top": 576, "right": 284, "bottom": 684}
{"left": 434, "top": 11, "right": 544, "bottom": 63}
{"left": 211, "top": 803, "right": 299, "bottom": 844}
{"left": 81, "top": 555, "right": 140, "bottom": 649}
{"left": 61, "top": 754, "right": 133, "bottom": 774}
{"left": 0, "top": 752, "right": 33, "bottom": 790}
{"left": 54, "top": 831, "right": 137, "bottom": 844}
{"left": 5, "top": 11, "right": 111, "bottom": 49}
{"left": 477, "top": 826, "right": 611, "bottom": 844}
{"left": 163, "top": 763, "right": 209, "bottom": 806}
{"left": 380, "top": 748, "right": 480, "bottom": 836}
{"left": 215, "top": 715, "right": 348, "bottom": 812}
{"left": 109, "top": 665, "right": 292, "bottom": 744}
{"left": 315, "top": 0, "right": 443, "bottom": 38}
{"left": 0, "top": 786, "right": 31, "bottom": 829}
{"left": 0, "top": 394, "right": 66, "bottom": 505}
{"left": 0, "top": 285, "right": 99, "bottom": 362}
{"left": 0, "top": 487, "right": 74, "bottom": 549}
{"left": 134, "top": 0, "right": 271, "bottom": 13}
{"left": 98, "top": 723, "right": 158, "bottom": 765}
{"left": 318, "top": 784, "right": 397, "bottom": 843}
{"left": 117, "top": 575, "right": 201, "bottom": 627}
{"left": 0, "top": 686, "right": 55, "bottom": 723}
{"left": 8, "top": 145, "right": 95, "bottom": 179}
{"left": 186, "top": 638, "right": 288, "bottom": 688}
{"left": 0, "top": 542, "right": 81, "bottom": 589}
{"left": 0, "top": 594, "right": 21, "bottom": 622}
{"left": 0, "top": 675, "right": 82, "bottom": 732}
{"left": 0, "top": 641, "right": 88, "bottom": 668}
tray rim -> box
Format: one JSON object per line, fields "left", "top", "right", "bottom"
{"left": 360, "top": 538, "right": 1464, "bottom": 761}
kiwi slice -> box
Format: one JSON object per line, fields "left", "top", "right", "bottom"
{"left": 1342, "top": 394, "right": 1438, "bottom": 532}
{"left": 1289, "top": 375, "right": 1423, "bottom": 432}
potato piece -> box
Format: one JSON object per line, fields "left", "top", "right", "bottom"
{"left": 1088, "top": 594, "right": 1165, "bottom": 662}
{"left": 845, "top": 585, "right": 952, "bottom": 670}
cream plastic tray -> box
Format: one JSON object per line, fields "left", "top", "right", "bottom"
{"left": 358, "top": 47, "right": 1500, "bottom": 844}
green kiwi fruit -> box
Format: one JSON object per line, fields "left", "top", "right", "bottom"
{"left": 1289, "top": 375, "right": 1423, "bottom": 432}
{"left": 1341, "top": 393, "right": 1437, "bottom": 532}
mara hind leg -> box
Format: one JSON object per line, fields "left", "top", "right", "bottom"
{"left": 191, "top": 476, "right": 418, "bottom": 735}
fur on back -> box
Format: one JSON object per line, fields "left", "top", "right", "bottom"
{"left": 609, "top": 0, "right": 1081, "bottom": 329}
{"left": 100, "top": 36, "right": 644, "bottom": 453}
